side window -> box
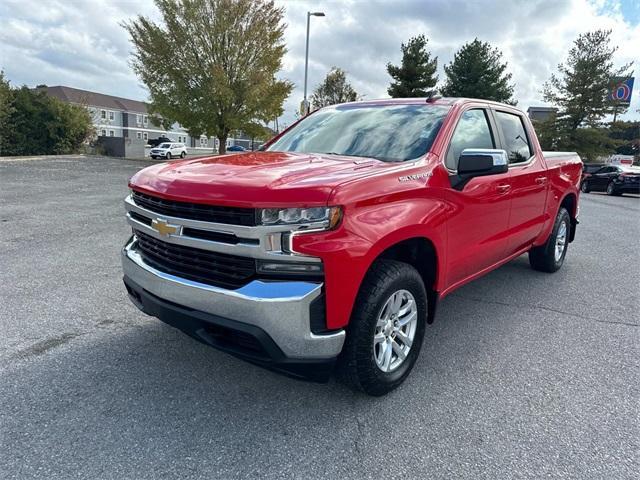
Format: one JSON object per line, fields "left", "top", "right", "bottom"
{"left": 446, "top": 109, "right": 495, "bottom": 170}
{"left": 494, "top": 111, "right": 532, "bottom": 164}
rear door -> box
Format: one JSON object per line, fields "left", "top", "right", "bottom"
{"left": 591, "top": 167, "right": 618, "bottom": 190}
{"left": 492, "top": 109, "right": 548, "bottom": 255}
{"left": 444, "top": 107, "right": 512, "bottom": 288}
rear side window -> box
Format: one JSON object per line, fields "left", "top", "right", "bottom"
{"left": 446, "top": 109, "right": 495, "bottom": 170}
{"left": 494, "top": 111, "right": 532, "bottom": 164}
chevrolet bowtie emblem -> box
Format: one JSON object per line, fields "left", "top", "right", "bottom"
{"left": 151, "top": 218, "right": 180, "bottom": 236}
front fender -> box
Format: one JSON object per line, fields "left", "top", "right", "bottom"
{"left": 294, "top": 193, "right": 448, "bottom": 330}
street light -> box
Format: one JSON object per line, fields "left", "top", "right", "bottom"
{"left": 302, "top": 11, "right": 325, "bottom": 116}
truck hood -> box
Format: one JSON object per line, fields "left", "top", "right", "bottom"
{"left": 129, "top": 151, "right": 389, "bottom": 207}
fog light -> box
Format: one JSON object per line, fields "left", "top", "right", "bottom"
{"left": 256, "top": 260, "right": 323, "bottom": 276}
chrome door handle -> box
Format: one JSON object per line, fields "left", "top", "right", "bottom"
{"left": 535, "top": 177, "right": 547, "bottom": 185}
{"left": 496, "top": 184, "right": 511, "bottom": 193}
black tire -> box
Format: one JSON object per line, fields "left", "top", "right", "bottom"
{"left": 580, "top": 181, "right": 590, "bottom": 193}
{"left": 180, "top": 151, "right": 186, "bottom": 158}
{"left": 338, "top": 259, "right": 427, "bottom": 396}
{"left": 166, "top": 152, "right": 172, "bottom": 160}
{"left": 150, "top": 156, "right": 156, "bottom": 159}
{"left": 529, "top": 207, "right": 571, "bottom": 273}
{"left": 606, "top": 182, "right": 620, "bottom": 196}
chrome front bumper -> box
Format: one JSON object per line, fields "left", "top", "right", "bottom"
{"left": 121, "top": 237, "right": 345, "bottom": 359}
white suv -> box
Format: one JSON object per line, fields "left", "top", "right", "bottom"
{"left": 150, "top": 142, "right": 187, "bottom": 160}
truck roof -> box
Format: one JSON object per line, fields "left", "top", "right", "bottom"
{"left": 330, "top": 97, "right": 520, "bottom": 110}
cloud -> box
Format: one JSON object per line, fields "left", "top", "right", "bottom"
{"left": 1, "top": 0, "right": 638, "bottom": 127}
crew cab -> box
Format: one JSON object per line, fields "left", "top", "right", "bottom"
{"left": 149, "top": 142, "right": 187, "bottom": 160}
{"left": 122, "top": 98, "right": 582, "bottom": 395}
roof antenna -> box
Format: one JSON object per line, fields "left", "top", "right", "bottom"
{"left": 426, "top": 90, "right": 442, "bottom": 103}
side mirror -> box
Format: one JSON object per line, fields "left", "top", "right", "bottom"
{"left": 452, "top": 149, "right": 508, "bottom": 190}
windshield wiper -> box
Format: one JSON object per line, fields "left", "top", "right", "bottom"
{"left": 320, "top": 152, "right": 386, "bottom": 161}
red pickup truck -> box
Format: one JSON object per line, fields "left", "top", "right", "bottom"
{"left": 122, "top": 97, "right": 582, "bottom": 395}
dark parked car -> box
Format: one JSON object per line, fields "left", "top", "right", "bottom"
{"left": 148, "top": 136, "right": 172, "bottom": 148}
{"left": 227, "top": 145, "right": 248, "bottom": 152}
{"left": 581, "top": 165, "right": 640, "bottom": 196}
{"left": 582, "top": 163, "right": 605, "bottom": 174}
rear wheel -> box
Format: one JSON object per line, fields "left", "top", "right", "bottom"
{"left": 529, "top": 207, "right": 570, "bottom": 273}
{"left": 180, "top": 151, "right": 186, "bottom": 158}
{"left": 580, "top": 181, "right": 590, "bottom": 193}
{"left": 338, "top": 259, "right": 427, "bottom": 396}
{"left": 606, "top": 181, "right": 622, "bottom": 196}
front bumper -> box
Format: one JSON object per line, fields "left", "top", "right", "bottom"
{"left": 121, "top": 237, "right": 345, "bottom": 379}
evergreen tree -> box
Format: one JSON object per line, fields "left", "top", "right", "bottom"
{"left": 311, "top": 67, "right": 358, "bottom": 109}
{"left": 441, "top": 38, "right": 516, "bottom": 104}
{"left": 543, "top": 29, "right": 632, "bottom": 130}
{"left": 0, "top": 72, "right": 14, "bottom": 155}
{"left": 386, "top": 35, "right": 438, "bottom": 98}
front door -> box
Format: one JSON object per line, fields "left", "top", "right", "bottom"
{"left": 444, "top": 108, "right": 512, "bottom": 289}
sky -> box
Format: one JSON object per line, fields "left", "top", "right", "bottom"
{"left": 1, "top": 0, "right": 639, "bottom": 128}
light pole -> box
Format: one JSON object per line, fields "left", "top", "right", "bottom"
{"left": 302, "top": 11, "right": 325, "bottom": 116}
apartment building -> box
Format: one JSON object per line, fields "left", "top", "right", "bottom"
{"left": 38, "top": 85, "right": 263, "bottom": 152}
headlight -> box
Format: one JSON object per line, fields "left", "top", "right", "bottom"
{"left": 259, "top": 206, "right": 342, "bottom": 229}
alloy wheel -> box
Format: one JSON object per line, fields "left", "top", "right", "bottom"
{"left": 373, "top": 289, "right": 418, "bottom": 373}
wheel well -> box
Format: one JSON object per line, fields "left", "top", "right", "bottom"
{"left": 376, "top": 237, "right": 439, "bottom": 323}
{"left": 561, "top": 193, "right": 576, "bottom": 218}
{"left": 377, "top": 238, "right": 437, "bottom": 290}
{"left": 560, "top": 193, "right": 577, "bottom": 242}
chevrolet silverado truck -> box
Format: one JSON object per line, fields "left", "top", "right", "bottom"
{"left": 122, "top": 97, "right": 582, "bottom": 396}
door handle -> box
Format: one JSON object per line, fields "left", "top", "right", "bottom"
{"left": 535, "top": 176, "right": 547, "bottom": 185}
{"left": 496, "top": 184, "right": 511, "bottom": 194}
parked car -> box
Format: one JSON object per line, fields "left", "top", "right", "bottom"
{"left": 582, "top": 163, "right": 605, "bottom": 175}
{"left": 148, "top": 136, "right": 172, "bottom": 148}
{"left": 581, "top": 165, "right": 640, "bottom": 195}
{"left": 122, "top": 98, "right": 582, "bottom": 395}
{"left": 227, "top": 145, "right": 248, "bottom": 152}
{"left": 149, "top": 142, "right": 187, "bottom": 160}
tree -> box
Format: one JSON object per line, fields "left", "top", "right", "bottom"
{"left": 124, "top": 0, "right": 292, "bottom": 155}
{"left": 441, "top": 38, "right": 516, "bottom": 104}
{"left": 543, "top": 29, "right": 632, "bottom": 130}
{"left": 386, "top": 35, "right": 438, "bottom": 98}
{"left": 541, "top": 30, "right": 633, "bottom": 161}
{"left": 0, "top": 72, "right": 14, "bottom": 155}
{"left": 1, "top": 87, "right": 93, "bottom": 156}
{"left": 311, "top": 67, "right": 358, "bottom": 109}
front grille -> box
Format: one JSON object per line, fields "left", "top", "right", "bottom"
{"left": 134, "top": 230, "right": 256, "bottom": 289}
{"left": 132, "top": 190, "right": 257, "bottom": 226}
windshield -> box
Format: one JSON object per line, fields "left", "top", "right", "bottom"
{"left": 158, "top": 143, "right": 171, "bottom": 148}
{"left": 267, "top": 103, "right": 450, "bottom": 162}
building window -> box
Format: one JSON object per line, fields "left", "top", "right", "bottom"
{"left": 136, "top": 132, "right": 142, "bottom": 140}
{"left": 101, "top": 110, "right": 106, "bottom": 120}
{"left": 136, "top": 114, "right": 142, "bottom": 125}
{"left": 100, "top": 129, "right": 106, "bottom": 136}
{"left": 109, "top": 111, "right": 115, "bottom": 121}
{"left": 200, "top": 137, "right": 208, "bottom": 147}
{"left": 143, "top": 115, "right": 148, "bottom": 125}
{"left": 109, "top": 130, "right": 115, "bottom": 137}
{"left": 143, "top": 132, "right": 148, "bottom": 141}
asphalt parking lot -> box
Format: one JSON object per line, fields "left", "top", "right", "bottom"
{"left": 1, "top": 156, "right": 639, "bottom": 479}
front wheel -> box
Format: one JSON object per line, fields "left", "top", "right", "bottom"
{"left": 529, "top": 207, "right": 570, "bottom": 273}
{"left": 338, "top": 259, "right": 427, "bottom": 396}
{"left": 166, "top": 152, "right": 172, "bottom": 160}
{"left": 580, "top": 181, "right": 590, "bottom": 193}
